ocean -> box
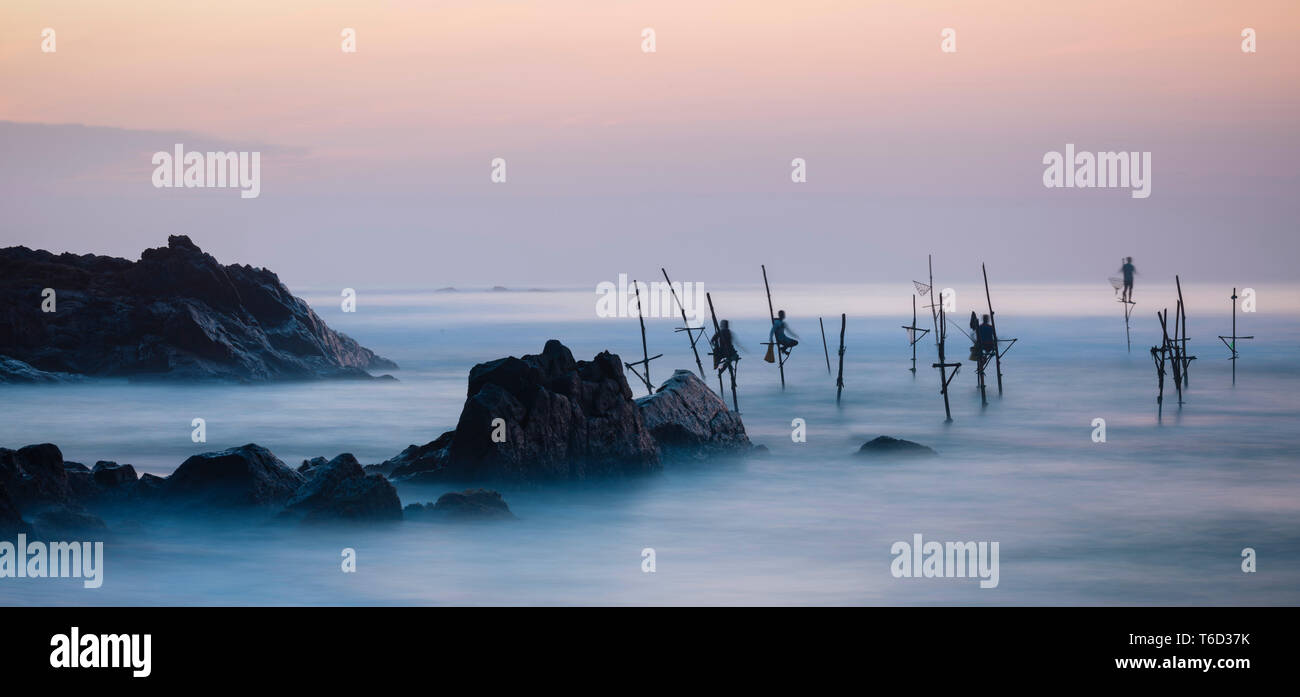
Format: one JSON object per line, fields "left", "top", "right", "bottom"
{"left": 2, "top": 283, "right": 1298, "bottom": 605}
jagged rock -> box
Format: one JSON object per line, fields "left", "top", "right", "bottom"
{"left": 280, "top": 454, "right": 401, "bottom": 522}
{"left": 0, "top": 235, "right": 396, "bottom": 381}
{"left": 636, "top": 370, "right": 751, "bottom": 459}
{"left": 404, "top": 489, "right": 515, "bottom": 521}
{"left": 855, "top": 436, "right": 937, "bottom": 457}
{"left": 388, "top": 341, "right": 660, "bottom": 483}
{"left": 0, "top": 443, "right": 71, "bottom": 508}
{"left": 91, "top": 461, "right": 138, "bottom": 488}
{"left": 164, "top": 444, "right": 305, "bottom": 508}
{"left": 32, "top": 505, "right": 107, "bottom": 534}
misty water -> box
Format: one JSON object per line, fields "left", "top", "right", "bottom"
{"left": 3, "top": 286, "right": 1298, "bottom": 605}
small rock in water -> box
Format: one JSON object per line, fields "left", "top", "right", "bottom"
{"left": 280, "top": 454, "right": 402, "bottom": 522}
{"left": 404, "top": 489, "right": 515, "bottom": 521}
{"left": 855, "top": 436, "right": 937, "bottom": 457}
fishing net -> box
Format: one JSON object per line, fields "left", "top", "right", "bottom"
{"left": 1108, "top": 277, "right": 1123, "bottom": 293}
{"left": 912, "top": 281, "right": 932, "bottom": 296}
{"left": 905, "top": 327, "right": 915, "bottom": 343}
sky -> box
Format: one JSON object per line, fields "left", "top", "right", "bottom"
{"left": 1, "top": 0, "right": 1297, "bottom": 290}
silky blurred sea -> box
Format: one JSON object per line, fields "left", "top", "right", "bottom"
{"left": 2, "top": 283, "right": 1297, "bottom": 605}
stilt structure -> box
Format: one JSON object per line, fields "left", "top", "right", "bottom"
{"left": 705, "top": 292, "right": 740, "bottom": 412}
{"left": 1111, "top": 277, "right": 1136, "bottom": 351}
{"left": 819, "top": 317, "right": 832, "bottom": 375}
{"left": 918, "top": 255, "right": 960, "bottom": 422}
{"left": 902, "top": 294, "right": 930, "bottom": 374}
{"left": 622, "top": 279, "right": 662, "bottom": 396}
{"left": 1150, "top": 309, "right": 1173, "bottom": 420}
{"left": 835, "top": 313, "right": 846, "bottom": 404}
{"left": 1175, "top": 276, "right": 1195, "bottom": 388}
{"left": 760, "top": 264, "right": 790, "bottom": 389}
{"left": 661, "top": 267, "right": 708, "bottom": 381}
{"left": 980, "top": 263, "right": 1016, "bottom": 397}
{"left": 1217, "top": 288, "right": 1253, "bottom": 385}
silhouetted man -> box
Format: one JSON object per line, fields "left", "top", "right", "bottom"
{"left": 769, "top": 310, "right": 799, "bottom": 357}
{"left": 1120, "top": 257, "right": 1136, "bottom": 302}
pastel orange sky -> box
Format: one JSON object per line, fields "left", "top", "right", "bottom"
{"left": 1, "top": 1, "right": 1297, "bottom": 286}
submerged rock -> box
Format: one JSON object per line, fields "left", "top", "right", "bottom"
{"left": 280, "top": 454, "right": 401, "bottom": 522}
{"left": 0, "top": 235, "right": 396, "bottom": 381}
{"left": 0, "top": 356, "right": 82, "bottom": 384}
{"left": 855, "top": 436, "right": 937, "bottom": 457}
{"left": 31, "top": 505, "right": 107, "bottom": 534}
{"left": 0, "top": 481, "right": 31, "bottom": 534}
{"left": 636, "top": 370, "right": 750, "bottom": 459}
{"left": 404, "top": 489, "right": 515, "bottom": 521}
{"left": 164, "top": 444, "right": 305, "bottom": 508}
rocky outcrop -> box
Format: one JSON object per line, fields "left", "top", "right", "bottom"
{"left": 165, "top": 444, "right": 305, "bottom": 508}
{"left": 280, "top": 454, "right": 401, "bottom": 522}
{"left": 0, "top": 235, "right": 396, "bottom": 381}
{"left": 404, "top": 489, "right": 515, "bottom": 521}
{"left": 855, "top": 436, "right": 937, "bottom": 457}
{"left": 636, "top": 370, "right": 751, "bottom": 459}
{"left": 0, "top": 443, "right": 72, "bottom": 508}
{"left": 387, "top": 340, "right": 660, "bottom": 483}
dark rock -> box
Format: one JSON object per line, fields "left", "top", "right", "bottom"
{"left": 404, "top": 489, "right": 515, "bottom": 521}
{"left": 0, "top": 443, "right": 71, "bottom": 507}
{"left": 856, "top": 436, "right": 937, "bottom": 457}
{"left": 130, "top": 473, "right": 167, "bottom": 501}
{"left": 381, "top": 432, "right": 454, "bottom": 478}
{"left": 388, "top": 340, "right": 660, "bottom": 483}
{"left": 636, "top": 370, "right": 750, "bottom": 459}
{"left": 64, "top": 465, "right": 101, "bottom": 504}
{"left": 0, "top": 480, "right": 31, "bottom": 534}
{"left": 31, "top": 505, "right": 107, "bottom": 534}
{"left": 280, "top": 454, "right": 401, "bottom": 522}
{"left": 91, "top": 461, "right": 138, "bottom": 488}
{"left": 0, "top": 356, "right": 82, "bottom": 383}
{"left": 0, "top": 236, "right": 396, "bottom": 381}
{"left": 165, "top": 444, "right": 305, "bottom": 508}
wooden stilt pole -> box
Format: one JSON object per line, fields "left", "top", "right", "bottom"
{"left": 705, "top": 292, "right": 739, "bottom": 412}
{"left": 1152, "top": 309, "right": 1171, "bottom": 420}
{"left": 661, "top": 267, "right": 707, "bottom": 381}
{"left": 761, "top": 264, "right": 787, "bottom": 390}
{"left": 820, "top": 317, "right": 831, "bottom": 375}
{"left": 923, "top": 255, "right": 959, "bottom": 422}
{"left": 983, "top": 263, "right": 1005, "bottom": 395}
{"left": 622, "top": 279, "right": 662, "bottom": 396}
{"left": 1218, "top": 288, "right": 1253, "bottom": 386}
{"left": 836, "top": 313, "right": 846, "bottom": 404}
{"left": 902, "top": 294, "right": 929, "bottom": 374}
{"left": 1176, "top": 275, "right": 1194, "bottom": 388}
